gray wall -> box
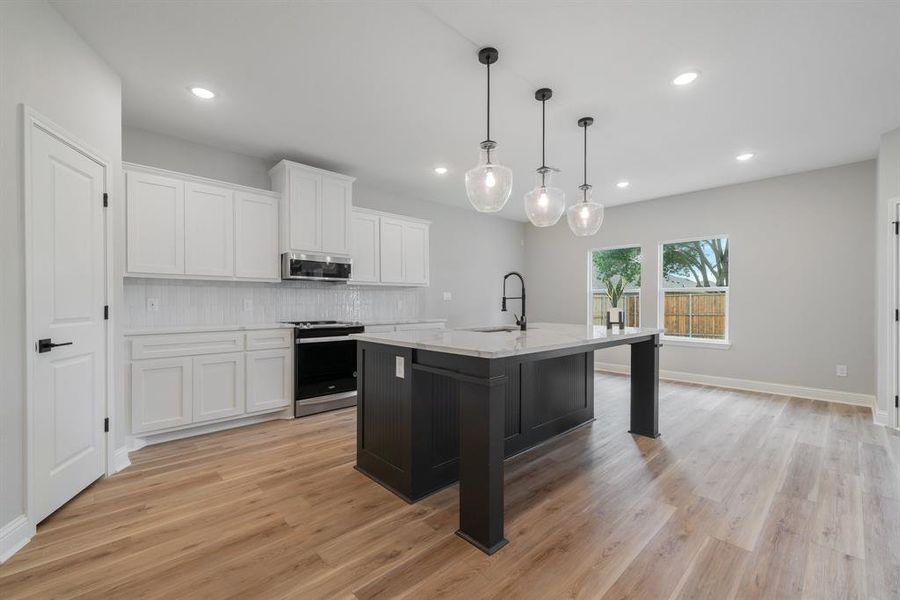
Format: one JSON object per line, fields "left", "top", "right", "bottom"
{"left": 525, "top": 161, "right": 877, "bottom": 396}
{"left": 875, "top": 127, "right": 900, "bottom": 423}
{"left": 0, "top": 1, "right": 122, "bottom": 534}
{"left": 121, "top": 126, "right": 527, "bottom": 330}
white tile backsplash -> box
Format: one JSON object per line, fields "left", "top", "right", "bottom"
{"left": 124, "top": 278, "right": 423, "bottom": 328}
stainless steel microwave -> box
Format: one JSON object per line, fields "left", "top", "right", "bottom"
{"left": 281, "top": 252, "right": 352, "bottom": 282}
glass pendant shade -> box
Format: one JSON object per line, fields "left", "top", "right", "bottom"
{"left": 466, "top": 141, "right": 513, "bottom": 213}
{"left": 566, "top": 186, "right": 605, "bottom": 236}
{"left": 524, "top": 168, "right": 565, "bottom": 226}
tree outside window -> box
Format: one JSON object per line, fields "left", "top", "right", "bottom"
{"left": 661, "top": 238, "right": 729, "bottom": 340}
{"left": 591, "top": 247, "right": 641, "bottom": 327}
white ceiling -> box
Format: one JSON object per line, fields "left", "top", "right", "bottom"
{"left": 53, "top": 1, "right": 900, "bottom": 221}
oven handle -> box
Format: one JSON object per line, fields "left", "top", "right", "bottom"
{"left": 297, "top": 336, "right": 355, "bottom": 344}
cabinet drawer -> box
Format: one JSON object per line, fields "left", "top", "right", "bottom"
{"left": 245, "top": 329, "right": 293, "bottom": 351}
{"left": 131, "top": 332, "right": 244, "bottom": 360}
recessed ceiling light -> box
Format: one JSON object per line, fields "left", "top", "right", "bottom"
{"left": 735, "top": 152, "right": 755, "bottom": 161}
{"left": 616, "top": 181, "right": 630, "bottom": 189}
{"left": 672, "top": 71, "right": 699, "bottom": 86}
{"left": 433, "top": 166, "right": 448, "bottom": 175}
{"left": 190, "top": 87, "right": 215, "bottom": 100}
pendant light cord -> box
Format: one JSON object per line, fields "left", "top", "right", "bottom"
{"left": 541, "top": 97, "right": 546, "bottom": 186}
{"left": 486, "top": 61, "right": 491, "bottom": 141}
{"left": 582, "top": 122, "right": 588, "bottom": 201}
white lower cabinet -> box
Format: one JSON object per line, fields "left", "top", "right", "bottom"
{"left": 246, "top": 348, "right": 293, "bottom": 413}
{"left": 129, "top": 328, "right": 292, "bottom": 436}
{"left": 132, "top": 357, "right": 193, "bottom": 434}
{"left": 192, "top": 352, "right": 245, "bottom": 422}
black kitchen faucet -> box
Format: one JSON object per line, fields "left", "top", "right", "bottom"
{"left": 501, "top": 271, "right": 526, "bottom": 331}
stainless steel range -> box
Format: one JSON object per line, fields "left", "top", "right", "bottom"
{"left": 283, "top": 320, "right": 364, "bottom": 417}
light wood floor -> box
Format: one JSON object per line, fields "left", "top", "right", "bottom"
{"left": 2, "top": 373, "right": 899, "bottom": 599}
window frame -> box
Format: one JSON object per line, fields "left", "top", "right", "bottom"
{"left": 657, "top": 235, "right": 731, "bottom": 349}
{"left": 587, "top": 244, "right": 643, "bottom": 328}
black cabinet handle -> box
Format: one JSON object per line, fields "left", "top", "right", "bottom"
{"left": 37, "top": 338, "right": 72, "bottom": 353}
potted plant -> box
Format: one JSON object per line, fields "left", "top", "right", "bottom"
{"left": 604, "top": 275, "right": 628, "bottom": 331}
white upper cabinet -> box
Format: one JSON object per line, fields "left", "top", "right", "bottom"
{"left": 125, "top": 163, "right": 280, "bottom": 282}
{"left": 402, "top": 221, "right": 429, "bottom": 285}
{"left": 380, "top": 217, "right": 406, "bottom": 284}
{"left": 350, "top": 210, "right": 380, "bottom": 283}
{"left": 235, "top": 191, "right": 279, "bottom": 279}
{"left": 321, "top": 178, "right": 352, "bottom": 254}
{"left": 287, "top": 167, "right": 320, "bottom": 253}
{"left": 184, "top": 182, "right": 234, "bottom": 277}
{"left": 127, "top": 170, "right": 184, "bottom": 275}
{"left": 269, "top": 159, "right": 354, "bottom": 256}
{"left": 353, "top": 209, "right": 429, "bottom": 287}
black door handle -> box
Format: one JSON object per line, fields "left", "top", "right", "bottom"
{"left": 37, "top": 338, "right": 73, "bottom": 353}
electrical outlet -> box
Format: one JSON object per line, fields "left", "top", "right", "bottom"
{"left": 147, "top": 298, "right": 159, "bottom": 312}
{"left": 243, "top": 298, "right": 253, "bottom": 312}
{"left": 836, "top": 364, "right": 847, "bottom": 377}
{"left": 443, "top": 291, "right": 452, "bottom": 301}
{"left": 395, "top": 356, "right": 405, "bottom": 378}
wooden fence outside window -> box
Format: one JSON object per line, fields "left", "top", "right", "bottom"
{"left": 591, "top": 289, "right": 727, "bottom": 339}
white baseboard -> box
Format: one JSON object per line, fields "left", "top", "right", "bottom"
{"left": 873, "top": 408, "right": 893, "bottom": 427}
{"left": 594, "top": 361, "right": 876, "bottom": 409}
{"left": 0, "top": 515, "right": 34, "bottom": 564}
{"left": 112, "top": 445, "right": 131, "bottom": 474}
{"left": 134, "top": 409, "right": 290, "bottom": 447}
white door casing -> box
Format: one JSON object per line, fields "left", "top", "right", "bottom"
{"left": 27, "top": 115, "right": 108, "bottom": 524}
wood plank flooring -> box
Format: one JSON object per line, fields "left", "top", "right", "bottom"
{"left": 2, "top": 373, "right": 898, "bottom": 599}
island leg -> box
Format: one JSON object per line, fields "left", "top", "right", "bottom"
{"left": 456, "top": 376, "right": 508, "bottom": 554}
{"left": 629, "top": 335, "right": 660, "bottom": 438}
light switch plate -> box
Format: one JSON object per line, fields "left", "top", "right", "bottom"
{"left": 443, "top": 291, "right": 452, "bottom": 301}
{"left": 836, "top": 364, "right": 847, "bottom": 377}
{"left": 147, "top": 298, "right": 159, "bottom": 312}
{"left": 395, "top": 356, "right": 405, "bottom": 378}
{"left": 243, "top": 298, "right": 253, "bottom": 312}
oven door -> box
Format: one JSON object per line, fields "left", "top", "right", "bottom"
{"left": 296, "top": 336, "right": 358, "bottom": 399}
{"left": 282, "top": 252, "right": 351, "bottom": 281}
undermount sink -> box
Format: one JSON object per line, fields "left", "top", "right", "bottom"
{"left": 463, "top": 325, "right": 521, "bottom": 333}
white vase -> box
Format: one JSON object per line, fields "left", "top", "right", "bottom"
{"left": 607, "top": 307, "right": 623, "bottom": 331}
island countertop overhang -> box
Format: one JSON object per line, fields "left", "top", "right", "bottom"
{"left": 351, "top": 322, "right": 662, "bottom": 359}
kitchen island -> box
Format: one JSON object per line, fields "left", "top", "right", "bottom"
{"left": 351, "top": 322, "right": 662, "bottom": 554}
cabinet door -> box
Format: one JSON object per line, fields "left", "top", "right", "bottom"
{"left": 184, "top": 182, "right": 234, "bottom": 277}
{"left": 127, "top": 171, "right": 184, "bottom": 274}
{"left": 132, "top": 357, "right": 192, "bottom": 433}
{"left": 321, "top": 177, "right": 352, "bottom": 255}
{"left": 235, "top": 191, "right": 279, "bottom": 279}
{"left": 288, "top": 168, "right": 321, "bottom": 252}
{"left": 402, "top": 222, "right": 429, "bottom": 285}
{"left": 246, "top": 349, "right": 293, "bottom": 413}
{"left": 192, "top": 352, "right": 245, "bottom": 423}
{"left": 350, "top": 211, "right": 380, "bottom": 283}
{"left": 380, "top": 217, "right": 405, "bottom": 284}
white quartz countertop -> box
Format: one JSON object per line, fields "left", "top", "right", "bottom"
{"left": 124, "top": 323, "right": 295, "bottom": 336}
{"left": 350, "top": 322, "right": 662, "bottom": 359}
{"left": 360, "top": 318, "right": 447, "bottom": 326}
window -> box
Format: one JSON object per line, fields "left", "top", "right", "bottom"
{"left": 590, "top": 246, "right": 641, "bottom": 327}
{"left": 660, "top": 237, "right": 729, "bottom": 343}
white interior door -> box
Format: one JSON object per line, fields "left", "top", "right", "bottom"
{"left": 30, "top": 124, "right": 107, "bottom": 523}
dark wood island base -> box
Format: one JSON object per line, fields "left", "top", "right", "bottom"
{"left": 354, "top": 326, "right": 661, "bottom": 554}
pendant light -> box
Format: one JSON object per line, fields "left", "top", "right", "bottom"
{"left": 465, "top": 47, "right": 513, "bottom": 213}
{"left": 524, "top": 88, "right": 566, "bottom": 227}
{"left": 566, "top": 117, "right": 604, "bottom": 236}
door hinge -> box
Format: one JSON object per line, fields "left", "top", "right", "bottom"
{"left": 104, "top": 417, "right": 109, "bottom": 433}
{"left": 895, "top": 395, "right": 899, "bottom": 409}
{"left": 103, "top": 192, "right": 108, "bottom": 208}
{"left": 894, "top": 220, "right": 899, "bottom": 235}
{"left": 104, "top": 305, "right": 109, "bottom": 320}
